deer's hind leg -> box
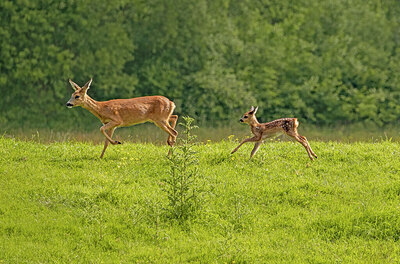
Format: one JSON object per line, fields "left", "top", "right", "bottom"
{"left": 168, "top": 115, "right": 178, "bottom": 146}
{"left": 155, "top": 120, "right": 178, "bottom": 146}
{"left": 287, "top": 131, "right": 316, "bottom": 160}
{"left": 297, "top": 134, "right": 317, "bottom": 159}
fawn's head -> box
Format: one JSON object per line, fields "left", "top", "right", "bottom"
{"left": 240, "top": 106, "right": 259, "bottom": 124}
{"left": 66, "top": 79, "right": 92, "bottom": 108}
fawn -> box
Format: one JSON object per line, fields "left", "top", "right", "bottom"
{"left": 231, "top": 106, "right": 317, "bottom": 160}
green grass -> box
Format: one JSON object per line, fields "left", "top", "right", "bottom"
{"left": 1, "top": 136, "right": 400, "bottom": 263}
{"left": 3, "top": 122, "right": 400, "bottom": 144}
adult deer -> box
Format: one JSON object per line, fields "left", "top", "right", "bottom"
{"left": 231, "top": 106, "right": 317, "bottom": 160}
{"left": 66, "top": 78, "right": 178, "bottom": 158}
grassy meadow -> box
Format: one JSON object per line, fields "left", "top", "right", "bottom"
{"left": 5, "top": 122, "right": 400, "bottom": 144}
{"left": 3, "top": 0, "right": 400, "bottom": 262}
{"left": 1, "top": 130, "right": 400, "bottom": 263}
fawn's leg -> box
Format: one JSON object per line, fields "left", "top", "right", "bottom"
{"left": 250, "top": 141, "right": 263, "bottom": 158}
{"left": 297, "top": 134, "right": 317, "bottom": 158}
{"left": 231, "top": 136, "right": 261, "bottom": 154}
{"left": 288, "top": 132, "right": 315, "bottom": 160}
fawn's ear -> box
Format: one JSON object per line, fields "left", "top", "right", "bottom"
{"left": 69, "top": 79, "right": 80, "bottom": 91}
{"left": 253, "top": 106, "right": 259, "bottom": 114}
{"left": 82, "top": 78, "right": 92, "bottom": 92}
{"left": 249, "top": 106, "right": 258, "bottom": 115}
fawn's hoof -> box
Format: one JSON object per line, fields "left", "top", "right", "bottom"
{"left": 114, "top": 141, "right": 122, "bottom": 145}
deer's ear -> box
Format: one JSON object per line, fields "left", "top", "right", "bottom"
{"left": 69, "top": 79, "right": 80, "bottom": 91}
{"left": 253, "top": 106, "right": 259, "bottom": 114}
{"left": 250, "top": 106, "right": 255, "bottom": 112}
{"left": 82, "top": 78, "right": 92, "bottom": 92}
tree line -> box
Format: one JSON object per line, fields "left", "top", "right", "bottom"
{"left": 1, "top": 0, "right": 399, "bottom": 129}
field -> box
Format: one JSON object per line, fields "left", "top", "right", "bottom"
{"left": 1, "top": 133, "right": 400, "bottom": 263}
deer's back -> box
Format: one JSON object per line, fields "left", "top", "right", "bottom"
{"left": 99, "top": 96, "right": 175, "bottom": 125}
{"left": 264, "top": 118, "right": 297, "bottom": 129}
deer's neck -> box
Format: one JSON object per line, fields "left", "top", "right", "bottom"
{"left": 82, "top": 96, "right": 103, "bottom": 120}
{"left": 250, "top": 117, "right": 260, "bottom": 128}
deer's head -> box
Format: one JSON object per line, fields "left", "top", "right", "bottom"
{"left": 239, "top": 106, "right": 259, "bottom": 124}
{"left": 66, "top": 79, "right": 92, "bottom": 108}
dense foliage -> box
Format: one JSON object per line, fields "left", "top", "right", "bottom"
{"left": 1, "top": 0, "right": 400, "bottom": 128}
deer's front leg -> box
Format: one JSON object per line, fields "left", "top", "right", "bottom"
{"left": 250, "top": 141, "right": 263, "bottom": 158}
{"left": 100, "top": 127, "right": 116, "bottom": 158}
{"left": 231, "top": 136, "right": 261, "bottom": 154}
{"left": 100, "top": 122, "right": 121, "bottom": 145}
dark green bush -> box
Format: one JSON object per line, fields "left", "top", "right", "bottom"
{"left": 1, "top": 0, "right": 400, "bottom": 128}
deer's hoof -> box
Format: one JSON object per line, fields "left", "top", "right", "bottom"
{"left": 114, "top": 141, "right": 122, "bottom": 145}
{"left": 167, "top": 138, "right": 176, "bottom": 146}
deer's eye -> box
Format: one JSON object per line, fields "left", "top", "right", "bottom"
{"left": 75, "top": 95, "right": 80, "bottom": 99}
{"left": 244, "top": 116, "right": 248, "bottom": 119}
